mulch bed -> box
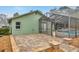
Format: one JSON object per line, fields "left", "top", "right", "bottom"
{"left": 0, "top": 35, "right": 12, "bottom": 52}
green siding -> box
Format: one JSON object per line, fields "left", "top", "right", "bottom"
{"left": 11, "top": 13, "right": 42, "bottom": 35}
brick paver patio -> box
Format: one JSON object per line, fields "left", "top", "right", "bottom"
{"left": 13, "top": 34, "right": 79, "bottom": 52}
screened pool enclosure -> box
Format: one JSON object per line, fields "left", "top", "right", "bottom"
{"left": 39, "top": 13, "right": 79, "bottom": 38}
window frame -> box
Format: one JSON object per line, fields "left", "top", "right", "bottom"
{"left": 15, "top": 22, "right": 21, "bottom": 29}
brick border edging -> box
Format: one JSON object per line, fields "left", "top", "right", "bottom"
{"left": 10, "top": 35, "right": 19, "bottom": 52}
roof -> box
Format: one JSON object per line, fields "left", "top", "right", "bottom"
{"left": 9, "top": 10, "right": 43, "bottom": 23}
{"left": 51, "top": 10, "right": 79, "bottom": 19}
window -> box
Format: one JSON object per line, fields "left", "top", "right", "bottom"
{"left": 16, "top": 22, "right": 21, "bottom": 29}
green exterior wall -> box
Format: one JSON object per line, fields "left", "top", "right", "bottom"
{"left": 10, "top": 13, "right": 42, "bottom": 35}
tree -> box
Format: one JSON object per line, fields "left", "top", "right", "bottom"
{"left": 59, "top": 6, "right": 71, "bottom": 10}
{"left": 13, "top": 12, "right": 19, "bottom": 17}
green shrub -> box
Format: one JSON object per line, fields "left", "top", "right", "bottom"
{"left": 0, "top": 28, "right": 10, "bottom": 35}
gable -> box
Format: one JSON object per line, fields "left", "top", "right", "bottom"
{"left": 12, "top": 13, "right": 42, "bottom": 23}
{"left": 9, "top": 11, "right": 43, "bottom": 24}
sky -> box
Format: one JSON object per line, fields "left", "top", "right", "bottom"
{"left": 0, "top": 6, "right": 60, "bottom": 18}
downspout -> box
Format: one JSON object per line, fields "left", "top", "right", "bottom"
{"left": 68, "top": 16, "right": 71, "bottom": 38}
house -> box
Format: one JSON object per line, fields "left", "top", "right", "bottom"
{"left": 9, "top": 10, "right": 43, "bottom": 35}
